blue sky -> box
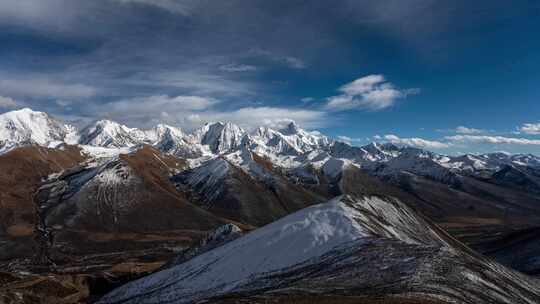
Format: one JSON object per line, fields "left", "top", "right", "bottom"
{"left": 0, "top": 0, "right": 539, "bottom": 155}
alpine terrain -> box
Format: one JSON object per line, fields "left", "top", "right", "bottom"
{"left": 0, "top": 108, "right": 539, "bottom": 303}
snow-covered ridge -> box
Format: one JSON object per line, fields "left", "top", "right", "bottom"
{"left": 99, "top": 195, "right": 540, "bottom": 304}
{"left": 98, "top": 195, "right": 431, "bottom": 303}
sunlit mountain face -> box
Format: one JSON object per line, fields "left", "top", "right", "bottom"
{"left": 0, "top": 1, "right": 539, "bottom": 303}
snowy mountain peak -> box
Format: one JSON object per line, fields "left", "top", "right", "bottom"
{"left": 153, "top": 124, "right": 184, "bottom": 140}
{"left": 206, "top": 121, "right": 224, "bottom": 127}
{"left": 194, "top": 121, "right": 246, "bottom": 153}
{"left": 93, "top": 119, "right": 130, "bottom": 130}
{"left": 247, "top": 122, "right": 331, "bottom": 158}
{"left": 0, "top": 108, "right": 53, "bottom": 127}
{"left": 151, "top": 124, "right": 205, "bottom": 158}
{"left": 0, "top": 107, "right": 75, "bottom": 153}
{"left": 252, "top": 125, "right": 275, "bottom": 139}
{"left": 363, "top": 142, "right": 399, "bottom": 155}
{"left": 78, "top": 119, "right": 140, "bottom": 148}
{"left": 279, "top": 121, "right": 300, "bottom": 135}
{"left": 8, "top": 107, "right": 35, "bottom": 114}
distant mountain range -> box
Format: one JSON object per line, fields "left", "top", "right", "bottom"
{"left": 2, "top": 108, "right": 539, "bottom": 174}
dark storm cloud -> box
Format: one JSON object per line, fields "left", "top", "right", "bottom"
{"left": 0, "top": 0, "right": 453, "bottom": 95}
{"left": 2, "top": 0, "right": 533, "bottom": 134}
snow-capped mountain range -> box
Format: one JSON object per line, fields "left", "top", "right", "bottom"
{"left": 1, "top": 108, "right": 539, "bottom": 180}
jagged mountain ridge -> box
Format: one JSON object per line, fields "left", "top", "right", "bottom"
{"left": 1, "top": 108, "right": 538, "bottom": 179}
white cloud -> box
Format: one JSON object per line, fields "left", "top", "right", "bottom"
{"left": 100, "top": 95, "right": 217, "bottom": 113}
{"left": 114, "top": 0, "right": 197, "bottom": 15}
{"left": 219, "top": 64, "right": 257, "bottom": 72}
{"left": 82, "top": 95, "right": 218, "bottom": 127}
{"left": 454, "top": 126, "right": 485, "bottom": 134}
{"left": 384, "top": 134, "right": 451, "bottom": 149}
{"left": 337, "top": 135, "right": 364, "bottom": 144}
{"left": 446, "top": 135, "right": 540, "bottom": 145}
{"left": 147, "top": 71, "right": 253, "bottom": 96}
{"left": 249, "top": 48, "right": 306, "bottom": 69}
{"left": 340, "top": 75, "right": 386, "bottom": 95}
{"left": 283, "top": 57, "right": 306, "bottom": 69}
{"left": 0, "top": 0, "right": 85, "bottom": 34}
{"left": 197, "top": 107, "right": 326, "bottom": 130}
{"left": 0, "top": 77, "right": 97, "bottom": 99}
{"left": 301, "top": 97, "right": 314, "bottom": 103}
{"left": 519, "top": 123, "right": 540, "bottom": 135}
{"left": 337, "top": 135, "right": 352, "bottom": 143}
{"left": 0, "top": 96, "right": 20, "bottom": 109}
{"left": 56, "top": 100, "right": 74, "bottom": 107}
{"left": 325, "top": 74, "right": 418, "bottom": 111}
{"left": 85, "top": 95, "right": 326, "bottom": 130}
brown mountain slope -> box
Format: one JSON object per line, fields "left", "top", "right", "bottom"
{"left": 0, "top": 145, "right": 85, "bottom": 260}
{"left": 2, "top": 146, "right": 243, "bottom": 302}
{"left": 173, "top": 155, "right": 330, "bottom": 227}
{"left": 377, "top": 172, "right": 540, "bottom": 244}
{"left": 34, "top": 146, "right": 234, "bottom": 264}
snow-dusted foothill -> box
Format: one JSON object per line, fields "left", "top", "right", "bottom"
{"left": 99, "top": 195, "right": 540, "bottom": 304}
